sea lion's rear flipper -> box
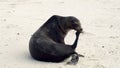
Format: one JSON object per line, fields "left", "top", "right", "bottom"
{"left": 66, "top": 52, "right": 84, "bottom": 65}
{"left": 78, "top": 54, "right": 85, "bottom": 57}
{"left": 67, "top": 53, "right": 79, "bottom": 65}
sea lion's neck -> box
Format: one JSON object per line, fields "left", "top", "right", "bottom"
{"left": 57, "top": 22, "right": 70, "bottom": 36}
{"left": 58, "top": 25, "right": 66, "bottom": 35}
{"left": 56, "top": 24, "right": 70, "bottom": 44}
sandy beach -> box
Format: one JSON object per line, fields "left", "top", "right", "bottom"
{"left": 0, "top": 0, "right": 120, "bottom": 68}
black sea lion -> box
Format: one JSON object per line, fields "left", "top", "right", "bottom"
{"left": 29, "top": 15, "right": 84, "bottom": 64}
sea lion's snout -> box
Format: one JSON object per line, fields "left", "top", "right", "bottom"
{"left": 79, "top": 28, "right": 83, "bottom": 33}
{"left": 75, "top": 27, "right": 83, "bottom": 33}
{"left": 72, "top": 21, "right": 83, "bottom": 33}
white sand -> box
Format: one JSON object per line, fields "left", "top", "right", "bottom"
{"left": 0, "top": 0, "right": 120, "bottom": 68}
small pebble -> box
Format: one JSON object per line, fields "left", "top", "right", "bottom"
{"left": 110, "top": 25, "right": 113, "bottom": 28}
{"left": 3, "top": 19, "right": 6, "bottom": 21}
{"left": 102, "top": 46, "right": 104, "bottom": 48}
{"left": 4, "top": 44, "right": 8, "bottom": 46}
{"left": 17, "top": 33, "right": 20, "bottom": 35}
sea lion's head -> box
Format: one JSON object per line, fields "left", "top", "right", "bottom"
{"left": 64, "top": 16, "right": 83, "bottom": 33}
{"left": 48, "top": 15, "right": 83, "bottom": 34}
{"left": 57, "top": 15, "right": 83, "bottom": 33}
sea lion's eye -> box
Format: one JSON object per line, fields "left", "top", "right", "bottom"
{"left": 71, "top": 20, "right": 75, "bottom": 23}
{"left": 72, "top": 20, "right": 78, "bottom": 24}
{"left": 72, "top": 23, "right": 78, "bottom": 27}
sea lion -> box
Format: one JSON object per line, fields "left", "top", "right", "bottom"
{"left": 29, "top": 15, "right": 84, "bottom": 64}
